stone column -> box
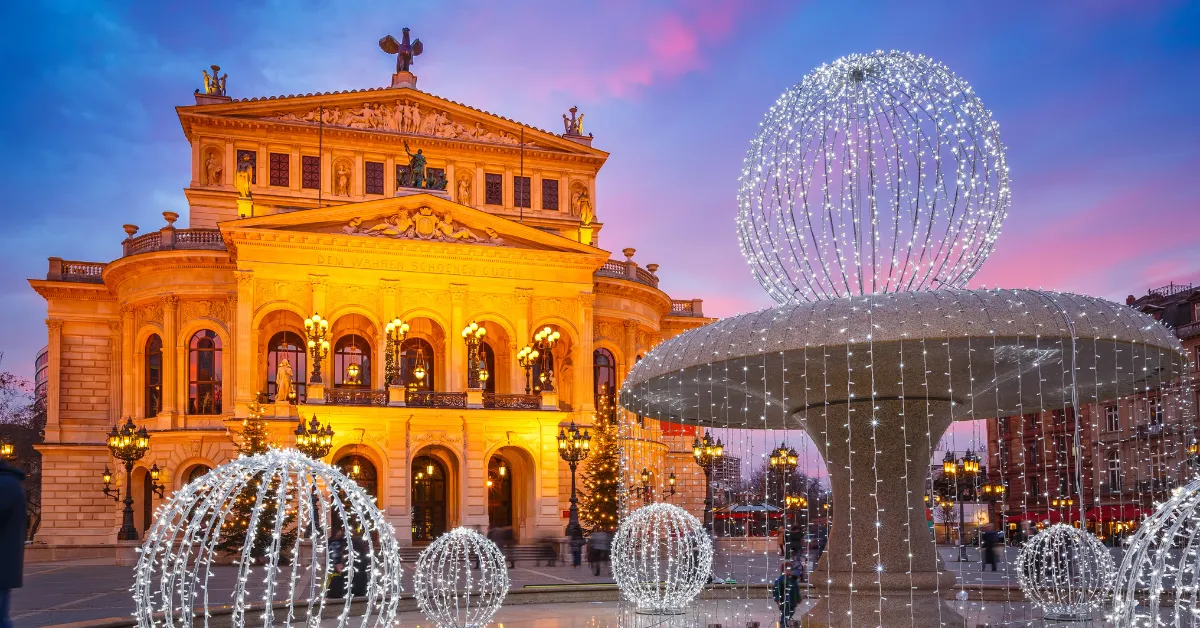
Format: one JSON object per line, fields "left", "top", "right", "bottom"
{"left": 109, "top": 319, "right": 122, "bottom": 422}
{"left": 354, "top": 152, "right": 364, "bottom": 199}
{"left": 531, "top": 173, "right": 542, "bottom": 212}
{"left": 474, "top": 166, "right": 484, "bottom": 206}
{"left": 576, "top": 293, "right": 597, "bottom": 412}
{"left": 385, "top": 156, "right": 396, "bottom": 196}
{"left": 233, "top": 272, "right": 255, "bottom": 409}
{"left": 45, "top": 319, "right": 64, "bottom": 442}
{"left": 449, "top": 284, "right": 467, "bottom": 392}
{"left": 514, "top": 289, "right": 532, "bottom": 394}
{"left": 800, "top": 400, "right": 961, "bottom": 628}
{"left": 290, "top": 146, "right": 301, "bottom": 191}
{"left": 161, "top": 296, "right": 179, "bottom": 420}
{"left": 120, "top": 306, "right": 134, "bottom": 419}
{"left": 503, "top": 166, "right": 513, "bottom": 210}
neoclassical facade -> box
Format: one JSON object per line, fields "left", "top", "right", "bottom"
{"left": 30, "top": 67, "right": 712, "bottom": 546}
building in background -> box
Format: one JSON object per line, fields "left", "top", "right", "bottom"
{"left": 34, "top": 345, "right": 48, "bottom": 398}
{"left": 28, "top": 48, "right": 713, "bottom": 548}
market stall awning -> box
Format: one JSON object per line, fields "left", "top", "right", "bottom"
{"left": 713, "top": 503, "right": 785, "bottom": 520}
{"left": 1086, "top": 505, "right": 1148, "bottom": 521}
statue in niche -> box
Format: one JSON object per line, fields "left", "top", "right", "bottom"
{"left": 403, "top": 140, "right": 426, "bottom": 188}
{"left": 572, "top": 187, "right": 594, "bottom": 226}
{"left": 457, "top": 177, "right": 471, "bottom": 204}
{"left": 275, "top": 359, "right": 294, "bottom": 403}
{"left": 234, "top": 153, "right": 254, "bottom": 198}
{"left": 334, "top": 164, "right": 351, "bottom": 196}
{"left": 204, "top": 152, "right": 222, "bottom": 186}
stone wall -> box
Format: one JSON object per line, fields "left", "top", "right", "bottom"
{"left": 59, "top": 334, "right": 111, "bottom": 418}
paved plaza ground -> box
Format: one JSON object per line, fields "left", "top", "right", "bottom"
{"left": 13, "top": 545, "right": 1118, "bottom": 627}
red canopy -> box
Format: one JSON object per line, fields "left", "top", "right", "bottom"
{"left": 1086, "top": 505, "right": 1148, "bottom": 521}
{"left": 1003, "top": 509, "right": 1080, "bottom": 524}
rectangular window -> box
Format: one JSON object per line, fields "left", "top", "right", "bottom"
{"left": 485, "top": 173, "right": 503, "bottom": 205}
{"left": 541, "top": 179, "right": 559, "bottom": 210}
{"left": 269, "top": 152, "right": 289, "bottom": 187}
{"left": 1052, "top": 409, "right": 1066, "bottom": 425}
{"left": 1107, "top": 452, "right": 1121, "bottom": 490}
{"left": 236, "top": 149, "right": 257, "bottom": 184}
{"left": 1025, "top": 413, "right": 1039, "bottom": 430}
{"left": 997, "top": 416, "right": 1008, "bottom": 435}
{"left": 513, "top": 176, "right": 531, "bottom": 208}
{"left": 301, "top": 155, "right": 321, "bottom": 190}
{"left": 1028, "top": 476, "right": 1040, "bottom": 498}
{"left": 1027, "top": 443, "right": 1041, "bottom": 465}
{"left": 1105, "top": 405, "right": 1120, "bottom": 432}
{"left": 1148, "top": 398, "right": 1164, "bottom": 425}
{"left": 365, "top": 161, "right": 384, "bottom": 195}
{"left": 1054, "top": 434, "right": 1068, "bottom": 455}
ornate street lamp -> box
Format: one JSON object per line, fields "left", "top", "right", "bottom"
{"left": 148, "top": 463, "right": 166, "bottom": 498}
{"left": 531, "top": 326, "right": 561, "bottom": 393}
{"left": 517, "top": 345, "right": 538, "bottom": 394}
{"left": 557, "top": 421, "right": 591, "bottom": 539}
{"left": 385, "top": 317, "right": 410, "bottom": 387}
{"left": 0, "top": 436, "right": 14, "bottom": 460}
{"left": 938, "top": 449, "right": 982, "bottom": 561}
{"left": 294, "top": 415, "right": 334, "bottom": 459}
{"left": 666, "top": 472, "right": 677, "bottom": 499}
{"left": 693, "top": 432, "right": 725, "bottom": 533}
{"left": 101, "top": 466, "right": 119, "bottom": 502}
{"left": 462, "top": 321, "right": 487, "bottom": 390}
{"left": 104, "top": 417, "right": 151, "bottom": 541}
{"left": 303, "top": 313, "right": 331, "bottom": 385}
{"left": 640, "top": 468, "right": 653, "bottom": 504}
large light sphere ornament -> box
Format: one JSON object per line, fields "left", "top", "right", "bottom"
{"left": 132, "top": 448, "right": 402, "bottom": 628}
{"left": 1112, "top": 478, "right": 1200, "bottom": 627}
{"left": 1016, "top": 523, "right": 1115, "bottom": 621}
{"left": 612, "top": 502, "right": 713, "bottom": 615}
{"left": 737, "top": 50, "right": 1010, "bottom": 303}
{"left": 412, "top": 527, "right": 510, "bottom": 628}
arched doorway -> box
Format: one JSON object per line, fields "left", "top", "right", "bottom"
{"left": 141, "top": 472, "right": 153, "bottom": 536}
{"left": 337, "top": 454, "right": 378, "bottom": 498}
{"left": 488, "top": 455, "right": 513, "bottom": 530}
{"left": 412, "top": 455, "right": 448, "bottom": 541}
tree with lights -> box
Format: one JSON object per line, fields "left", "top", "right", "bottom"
{"left": 579, "top": 388, "right": 620, "bottom": 532}
{"left": 216, "top": 400, "right": 298, "bottom": 559}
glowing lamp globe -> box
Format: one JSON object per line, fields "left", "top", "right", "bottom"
{"left": 737, "top": 50, "right": 1010, "bottom": 303}
{"left": 413, "top": 527, "right": 510, "bottom": 628}
{"left": 1112, "top": 478, "right": 1200, "bottom": 627}
{"left": 612, "top": 502, "right": 713, "bottom": 614}
{"left": 1016, "top": 523, "right": 1114, "bottom": 620}
{"left": 133, "top": 448, "right": 402, "bottom": 627}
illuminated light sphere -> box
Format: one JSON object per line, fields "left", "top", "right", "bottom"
{"left": 737, "top": 50, "right": 1010, "bottom": 304}
{"left": 413, "top": 527, "right": 510, "bottom": 628}
{"left": 612, "top": 502, "right": 713, "bottom": 615}
{"left": 1112, "top": 478, "right": 1200, "bottom": 627}
{"left": 133, "top": 448, "right": 402, "bottom": 628}
{"left": 1016, "top": 523, "right": 1114, "bottom": 620}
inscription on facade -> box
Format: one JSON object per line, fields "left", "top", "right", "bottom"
{"left": 314, "top": 254, "right": 527, "bottom": 278}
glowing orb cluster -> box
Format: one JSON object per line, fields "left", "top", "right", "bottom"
{"left": 413, "top": 527, "right": 510, "bottom": 628}
{"left": 736, "top": 50, "right": 1010, "bottom": 304}
{"left": 1112, "top": 478, "right": 1200, "bottom": 627}
{"left": 133, "top": 448, "right": 402, "bottom": 627}
{"left": 612, "top": 502, "right": 713, "bottom": 614}
{"left": 1016, "top": 523, "right": 1114, "bottom": 620}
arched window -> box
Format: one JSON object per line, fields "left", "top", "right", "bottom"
{"left": 144, "top": 335, "right": 162, "bottom": 418}
{"left": 185, "top": 465, "right": 211, "bottom": 485}
{"left": 266, "top": 331, "right": 307, "bottom": 402}
{"left": 401, "top": 337, "right": 435, "bottom": 391}
{"left": 480, "top": 342, "right": 496, "bottom": 393}
{"left": 334, "top": 334, "right": 371, "bottom": 388}
{"left": 188, "top": 330, "right": 222, "bottom": 415}
{"left": 593, "top": 348, "right": 616, "bottom": 402}
{"left": 336, "top": 454, "right": 378, "bottom": 497}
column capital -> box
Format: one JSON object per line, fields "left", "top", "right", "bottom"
{"left": 515, "top": 287, "right": 534, "bottom": 304}
{"left": 624, "top": 318, "right": 640, "bottom": 331}
{"left": 108, "top": 319, "right": 122, "bottom": 335}
{"left": 234, "top": 269, "right": 255, "bottom": 285}
{"left": 449, "top": 284, "right": 468, "bottom": 302}
{"left": 45, "top": 318, "right": 65, "bottom": 332}
{"left": 577, "top": 291, "right": 596, "bottom": 307}
{"left": 380, "top": 278, "right": 400, "bottom": 295}
{"left": 163, "top": 294, "right": 180, "bottom": 307}
{"left": 309, "top": 274, "right": 329, "bottom": 289}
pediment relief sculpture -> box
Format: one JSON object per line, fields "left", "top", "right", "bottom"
{"left": 270, "top": 100, "right": 535, "bottom": 147}
{"left": 343, "top": 206, "right": 505, "bottom": 246}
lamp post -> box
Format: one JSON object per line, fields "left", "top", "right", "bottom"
{"left": 769, "top": 443, "right": 799, "bottom": 539}
{"left": 303, "top": 313, "right": 331, "bottom": 385}
{"left": 531, "top": 326, "right": 561, "bottom": 393}
{"left": 104, "top": 417, "right": 151, "bottom": 541}
{"left": 640, "top": 468, "right": 653, "bottom": 504}
{"left": 462, "top": 321, "right": 487, "bottom": 389}
{"left": 517, "top": 345, "right": 538, "bottom": 394}
{"left": 693, "top": 432, "right": 725, "bottom": 533}
{"left": 938, "top": 449, "right": 981, "bottom": 561}
{"left": 557, "top": 421, "right": 591, "bottom": 539}
{"left": 0, "top": 436, "right": 13, "bottom": 461}
{"left": 385, "top": 318, "right": 410, "bottom": 387}
{"left": 294, "top": 415, "right": 334, "bottom": 459}
{"left": 666, "top": 472, "right": 677, "bottom": 499}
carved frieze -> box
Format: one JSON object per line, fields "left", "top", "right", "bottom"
{"left": 532, "top": 297, "right": 575, "bottom": 321}
{"left": 467, "top": 292, "right": 515, "bottom": 315}
{"left": 594, "top": 320, "right": 619, "bottom": 343}
{"left": 342, "top": 206, "right": 504, "bottom": 246}
{"left": 181, "top": 300, "right": 231, "bottom": 324}
{"left": 327, "top": 283, "right": 379, "bottom": 313}
{"left": 398, "top": 287, "right": 444, "bottom": 310}
{"left": 269, "top": 100, "right": 534, "bottom": 147}
{"left": 253, "top": 280, "right": 308, "bottom": 310}
{"left": 135, "top": 302, "right": 164, "bottom": 329}
{"left": 411, "top": 430, "right": 454, "bottom": 449}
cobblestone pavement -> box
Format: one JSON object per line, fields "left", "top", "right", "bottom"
{"left": 12, "top": 545, "right": 1119, "bottom": 627}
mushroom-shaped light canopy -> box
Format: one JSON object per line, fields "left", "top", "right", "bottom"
{"left": 620, "top": 289, "right": 1187, "bottom": 429}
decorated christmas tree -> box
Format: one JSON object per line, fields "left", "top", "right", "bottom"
{"left": 580, "top": 388, "right": 621, "bottom": 532}
{"left": 216, "top": 401, "right": 298, "bottom": 559}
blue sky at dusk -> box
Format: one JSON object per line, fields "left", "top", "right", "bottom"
{"left": 0, "top": 1, "right": 1197, "bottom": 460}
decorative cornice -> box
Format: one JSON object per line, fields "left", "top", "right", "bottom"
{"left": 28, "top": 280, "right": 115, "bottom": 302}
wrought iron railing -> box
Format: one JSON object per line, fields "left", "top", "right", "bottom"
{"left": 483, "top": 393, "right": 541, "bottom": 410}
{"left": 1149, "top": 282, "right": 1194, "bottom": 298}
{"left": 325, "top": 388, "right": 388, "bottom": 406}
{"left": 406, "top": 391, "right": 467, "bottom": 408}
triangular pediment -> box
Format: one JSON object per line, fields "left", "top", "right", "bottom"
{"left": 221, "top": 193, "right": 606, "bottom": 256}
{"left": 180, "top": 87, "right": 604, "bottom": 157}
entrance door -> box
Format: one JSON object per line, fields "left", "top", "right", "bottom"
{"left": 412, "top": 456, "right": 447, "bottom": 541}
{"left": 487, "top": 456, "right": 513, "bottom": 529}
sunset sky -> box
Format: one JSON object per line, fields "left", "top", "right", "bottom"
{"left": 1, "top": 1, "right": 1197, "bottom": 457}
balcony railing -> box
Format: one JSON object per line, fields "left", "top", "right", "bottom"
{"left": 46, "top": 258, "right": 106, "bottom": 283}
{"left": 1149, "top": 282, "right": 1194, "bottom": 298}
{"left": 320, "top": 389, "right": 545, "bottom": 410}
{"left": 406, "top": 391, "right": 467, "bottom": 408}
{"left": 325, "top": 388, "right": 388, "bottom": 406}
{"left": 483, "top": 393, "right": 541, "bottom": 410}
{"left": 124, "top": 227, "right": 225, "bottom": 257}
{"left": 1175, "top": 321, "right": 1200, "bottom": 340}
{"left": 670, "top": 299, "right": 706, "bottom": 317}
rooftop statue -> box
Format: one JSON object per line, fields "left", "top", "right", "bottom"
{"left": 201, "top": 64, "right": 227, "bottom": 96}
{"left": 379, "top": 28, "right": 423, "bottom": 73}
